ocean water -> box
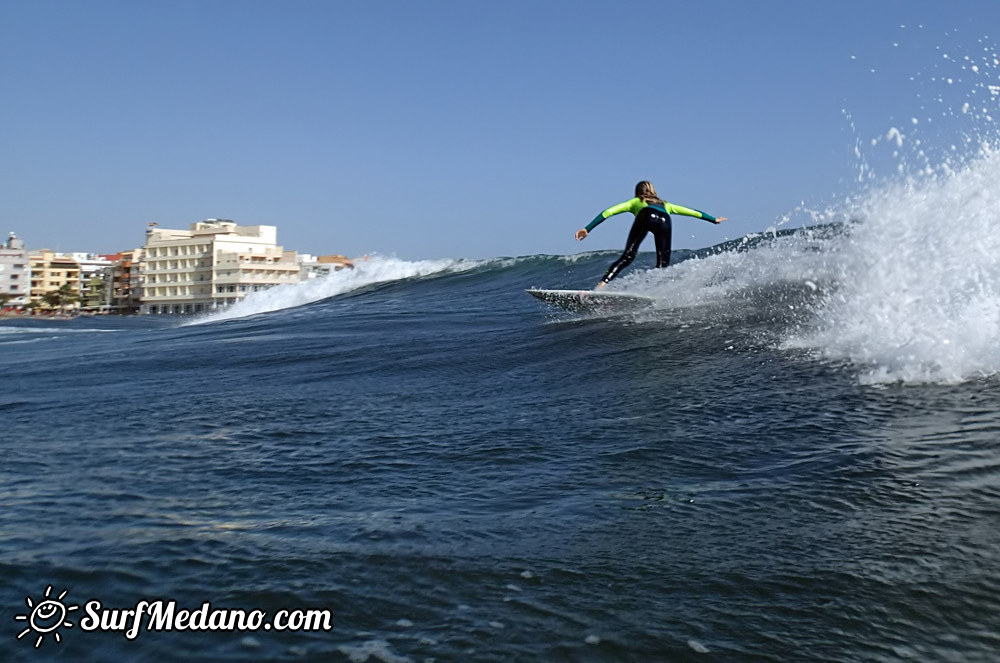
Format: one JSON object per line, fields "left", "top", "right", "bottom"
{"left": 6, "top": 40, "right": 1000, "bottom": 657}
{"left": 4, "top": 142, "right": 1000, "bottom": 663}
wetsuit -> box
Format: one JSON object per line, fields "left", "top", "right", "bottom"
{"left": 585, "top": 197, "right": 718, "bottom": 284}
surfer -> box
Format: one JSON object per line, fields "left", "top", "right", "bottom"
{"left": 575, "top": 181, "right": 725, "bottom": 288}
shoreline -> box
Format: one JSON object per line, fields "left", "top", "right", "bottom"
{"left": 1, "top": 312, "right": 79, "bottom": 320}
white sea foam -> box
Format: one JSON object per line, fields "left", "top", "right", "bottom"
{"left": 337, "top": 639, "right": 411, "bottom": 663}
{"left": 783, "top": 30, "right": 1000, "bottom": 384}
{"left": 614, "top": 220, "right": 843, "bottom": 312}
{"left": 646, "top": 141, "right": 1000, "bottom": 386}
{"left": 187, "top": 255, "right": 473, "bottom": 325}
{"left": 618, "top": 139, "right": 1000, "bottom": 386}
{"left": 786, "top": 142, "right": 1000, "bottom": 384}
{"left": 621, "top": 138, "right": 1000, "bottom": 385}
{"left": 648, "top": 31, "right": 1000, "bottom": 385}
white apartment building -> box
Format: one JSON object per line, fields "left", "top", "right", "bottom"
{"left": 141, "top": 219, "right": 300, "bottom": 314}
{"left": 298, "top": 253, "right": 355, "bottom": 280}
{"left": 0, "top": 233, "right": 30, "bottom": 306}
{"left": 72, "top": 253, "right": 115, "bottom": 281}
{"left": 71, "top": 253, "right": 115, "bottom": 309}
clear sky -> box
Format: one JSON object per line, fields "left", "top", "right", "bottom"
{"left": 1, "top": 1, "right": 998, "bottom": 259}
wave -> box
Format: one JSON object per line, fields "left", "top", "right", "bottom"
{"left": 608, "top": 226, "right": 842, "bottom": 311}
{"left": 785, "top": 142, "right": 1000, "bottom": 384}
{"left": 613, "top": 35, "right": 1000, "bottom": 386}
{"left": 184, "top": 61, "right": 999, "bottom": 387}
{"left": 185, "top": 168, "right": 1000, "bottom": 385}
{"left": 185, "top": 256, "right": 483, "bottom": 325}
{"left": 593, "top": 140, "right": 1000, "bottom": 386}
{"left": 184, "top": 252, "right": 611, "bottom": 326}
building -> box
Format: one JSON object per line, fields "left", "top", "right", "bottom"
{"left": 141, "top": 220, "right": 300, "bottom": 314}
{"left": 71, "top": 253, "right": 115, "bottom": 311}
{"left": 0, "top": 233, "right": 30, "bottom": 307}
{"left": 29, "top": 250, "right": 82, "bottom": 310}
{"left": 106, "top": 249, "right": 145, "bottom": 314}
{"left": 299, "top": 254, "right": 355, "bottom": 280}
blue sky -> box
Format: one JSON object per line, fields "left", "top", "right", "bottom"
{"left": 2, "top": 1, "right": 998, "bottom": 259}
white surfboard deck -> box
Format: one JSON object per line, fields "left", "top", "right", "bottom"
{"left": 526, "top": 289, "right": 655, "bottom": 314}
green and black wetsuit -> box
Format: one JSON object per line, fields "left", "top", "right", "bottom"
{"left": 586, "top": 197, "right": 718, "bottom": 284}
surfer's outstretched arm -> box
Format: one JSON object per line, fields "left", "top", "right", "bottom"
{"left": 576, "top": 199, "right": 641, "bottom": 240}
{"left": 662, "top": 202, "right": 726, "bottom": 224}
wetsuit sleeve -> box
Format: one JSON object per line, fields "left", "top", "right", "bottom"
{"left": 584, "top": 198, "right": 641, "bottom": 232}
{"left": 664, "top": 202, "right": 717, "bottom": 223}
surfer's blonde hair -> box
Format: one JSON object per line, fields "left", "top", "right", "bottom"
{"left": 635, "top": 180, "right": 664, "bottom": 205}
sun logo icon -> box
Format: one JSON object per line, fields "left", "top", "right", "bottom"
{"left": 15, "top": 585, "right": 78, "bottom": 648}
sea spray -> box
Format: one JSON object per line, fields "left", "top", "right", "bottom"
{"left": 611, "top": 30, "right": 1000, "bottom": 385}
{"left": 187, "top": 256, "right": 473, "bottom": 324}
{"left": 783, "top": 29, "right": 1000, "bottom": 384}
{"left": 615, "top": 223, "right": 846, "bottom": 316}
{"left": 786, "top": 143, "right": 1000, "bottom": 384}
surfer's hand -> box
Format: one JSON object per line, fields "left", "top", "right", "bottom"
{"left": 712, "top": 217, "right": 727, "bottom": 224}
{"left": 575, "top": 228, "right": 588, "bottom": 240}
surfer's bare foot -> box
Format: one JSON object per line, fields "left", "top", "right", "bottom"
{"left": 595, "top": 281, "right": 607, "bottom": 290}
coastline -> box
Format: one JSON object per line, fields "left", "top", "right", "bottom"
{"left": 0, "top": 311, "right": 79, "bottom": 320}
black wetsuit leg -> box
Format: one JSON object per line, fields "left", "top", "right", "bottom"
{"left": 650, "top": 209, "right": 672, "bottom": 267}
{"left": 600, "top": 207, "right": 673, "bottom": 283}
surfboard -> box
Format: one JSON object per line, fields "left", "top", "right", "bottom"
{"left": 526, "top": 289, "right": 654, "bottom": 314}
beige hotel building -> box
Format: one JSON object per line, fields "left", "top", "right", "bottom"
{"left": 141, "top": 219, "right": 300, "bottom": 314}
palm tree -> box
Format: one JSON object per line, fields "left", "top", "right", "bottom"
{"left": 41, "top": 284, "right": 79, "bottom": 312}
